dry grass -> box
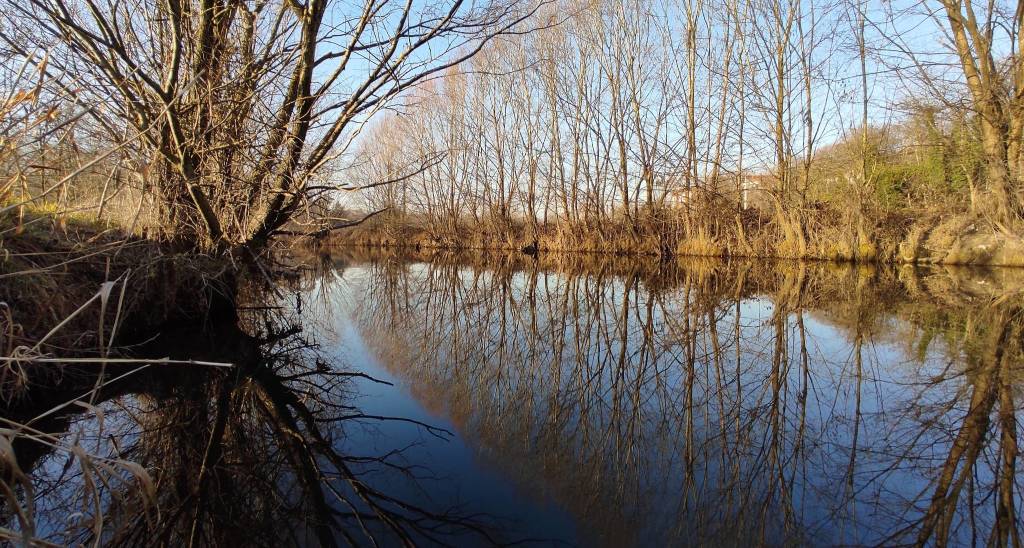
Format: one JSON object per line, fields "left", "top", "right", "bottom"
{"left": 0, "top": 196, "right": 225, "bottom": 547}
{"left": 676, "top": 229, "right": 725, "bottom": 258}
{"left": 0, "top": 219, "right": 234, "bottom": 544}
{"left": 0, "top": 269, "right": 162, "bottom": 545}
{"left": 913, "top": 213, "right": 1024, "bottom": 266}
{"left": 328, "top": 199, "right": 1023, "bottom": 268}
{"left": 900, "top": 221, "right": 933, "bottom": 263}
{"left": 0, "top": 408, "right": 159, "bottom": 545}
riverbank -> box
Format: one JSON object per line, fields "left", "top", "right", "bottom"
{"left": 330, "top": 210, "right": 1024, "bottom": 267}
{"left": 0, "top": 207, "right": 240, "bottom": 398}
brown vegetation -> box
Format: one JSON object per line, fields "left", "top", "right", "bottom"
{"left": 1, "top": 0, "right": 1024, "bottom": 542}
{"left": 340, "top": 0, "right": 1024, "bottom": 266}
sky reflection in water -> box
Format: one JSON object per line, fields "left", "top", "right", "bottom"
{"left": 6, "top": 256, "right": 1024, "bottom": 546}
{"left": 307, "top": 256, "right": 1024, "bottom": 546}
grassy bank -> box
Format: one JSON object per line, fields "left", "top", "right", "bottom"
{"left": 0, "top": 206, "right": 236, "bottom": 398}
{"left": 328, "top": 208, "right": 1024, "bottom": 267}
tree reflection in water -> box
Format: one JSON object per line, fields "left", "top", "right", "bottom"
{"left": 3, "top": 253, "right": 1023, "bottom": 546}
{"left": 334, "top": 253, "right": 1024, "bottom": 547}
{"left": 0, "top": 274, "right": 506, "bottom": 546}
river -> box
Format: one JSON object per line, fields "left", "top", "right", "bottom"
{"left": 7, "top": 252, "right": 1024, "bottom": 546}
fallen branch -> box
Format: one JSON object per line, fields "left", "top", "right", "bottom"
{"left": 275, "top": 207, "right": 390, "bottom": 239}
{"left": 0, "top": 356, "right": 233, "bottom": 368}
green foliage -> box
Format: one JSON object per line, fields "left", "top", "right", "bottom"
{"left": 870, "top": 162, "right": 910, "bottom": 210}
{"left": 809, "top": 105, "right": 984, "bottom": 214}
{"left": 899, "top": 106, "right": 981, "bottom": 204}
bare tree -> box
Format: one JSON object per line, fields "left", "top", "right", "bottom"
{"left": 3, "top": 0, "right": 541, "bottom": 252}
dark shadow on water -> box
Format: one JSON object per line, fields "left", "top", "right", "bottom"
{"left": 0, "top": 283, "right": 515, "bottom": 546}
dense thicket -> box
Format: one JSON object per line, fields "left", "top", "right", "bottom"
{"left": 347, "top": 0, "right": 1024, "bottom": 263}
{"left": 1, "top": 0, "right": 539, "bottom": 253}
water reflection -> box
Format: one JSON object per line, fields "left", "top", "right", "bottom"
{"left": 332, "top": 253, "right": 1024, "bottom": 546}
{"left": 4, "top": 253, "right": 1023, "bottom": 546}
{"left": 1, "top": 290, "right": 506, "bottom": 546}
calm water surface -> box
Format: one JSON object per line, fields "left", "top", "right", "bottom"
{"left": 304, "top": 255, "right": 1024, "bottom": 546}
{"left": 7, "top": 254, "right": 1024, "bottom": 546}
